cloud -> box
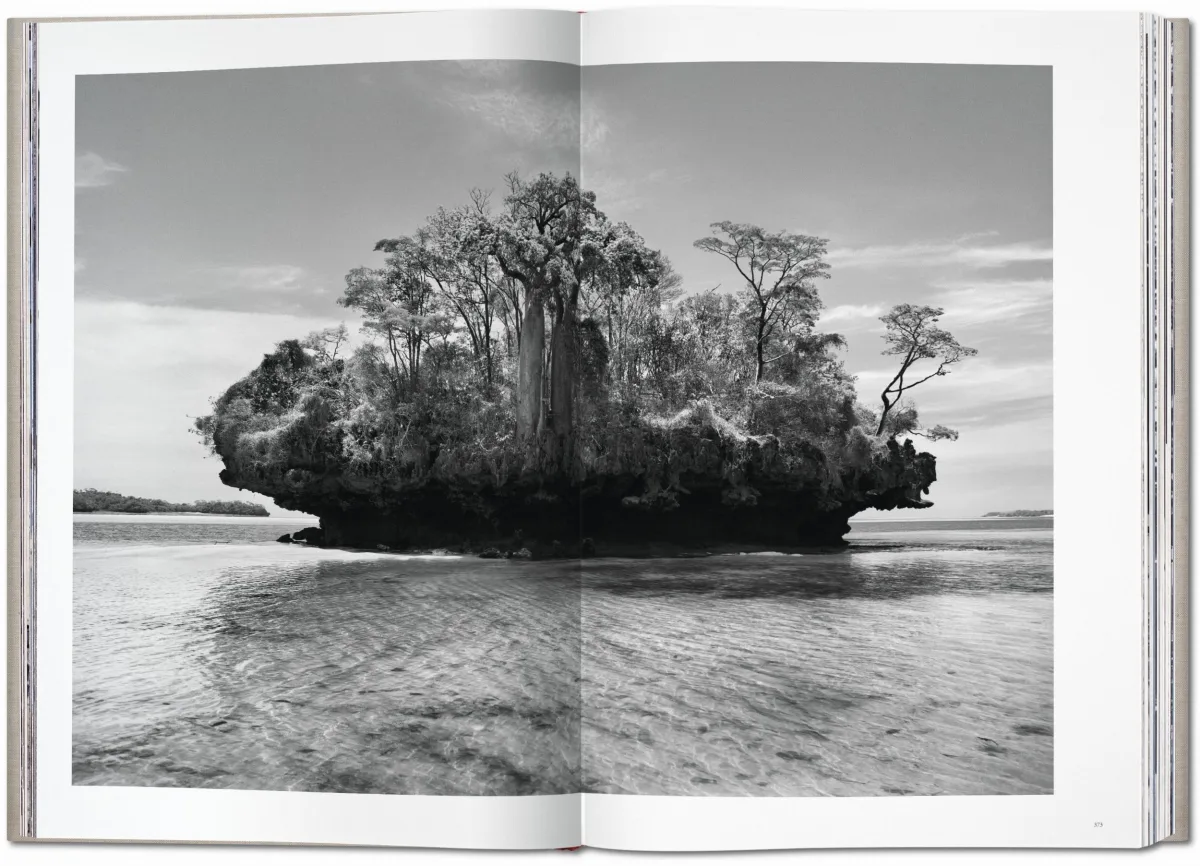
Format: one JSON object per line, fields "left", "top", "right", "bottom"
{"left": 816, "top": 280, "right": 1050, "bottom": 335}
{"left": 423, "top": 62, "right": 580, "bottom": 152}
{"left": 75, "top": 299, "right": 348, "bottom": 515}
{"left": 852, "top": 353, "right": 1053, "bottom": 518}
{"left": 75, "top": 151, "right": 128, "bottom": 189}
{"left": 907, "top": 414, "right": 1052, "bottom": 518}
{"left": 76, "top": 260, "right": 338, "bottom": 315}
{"left": 855, "top": 358, "right": 1051, "bottom": 392}
{"left": 447, "top": 87, "right": 578, "bottom": 149}
{"left": 930, "top": 278, "right": 1052, "bottom": 329}
{"left": 585, "top": 169, "right": 643, "bottom": 215}
{"left": 211, "top": 264, "right": 308, "bottom": 294}
{"left": 581, "top": 104, "right": 610, "bottom": 153}
{"left": 947, "top": 393, "right": 1054, "bottom": 428}
{"left": 855, "top": 358, "right": 1052, "bottom": 430}
{"left": 829, "top": 236, "right": 1052, "bottom": 270}
{"left": 584, "top": 163, "right": 693, "bottom": 217}
{"left": 381, "top": 61, "right": 579, "bottom": 154}
{"left": 819, "top": 303, "right": 885, "bottom": 326}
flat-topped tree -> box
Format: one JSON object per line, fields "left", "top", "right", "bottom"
{"left": 876, "top": 304, "right": 977, "bottom": 437}
{"left": 693, "top": 222, "right": 830, "bottom": 383}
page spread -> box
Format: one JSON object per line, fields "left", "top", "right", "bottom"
{"left": 11, "top": 5, "right": 1179, "bottom": 852}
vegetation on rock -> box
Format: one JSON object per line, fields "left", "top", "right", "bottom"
{"left": 196, "top": 171, "right": 972, "bottom": 551}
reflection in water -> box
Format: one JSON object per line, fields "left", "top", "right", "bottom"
{"left": 73, "top": 517, "right": 1051, "bottom": 797}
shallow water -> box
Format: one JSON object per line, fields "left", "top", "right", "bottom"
{"left": 74, "top": 513, "right": 315, "bottom": 546}
{"left": 73, "top": 515, "right": 1051, "bottom": 797}
{"left": 74, "top": 538, "right": 582, "bottom": 795}
{"left": 582, "top": 520, "right": 1053, "bottom": 796}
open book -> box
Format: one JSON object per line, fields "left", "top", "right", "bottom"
{"left": 7, "top": 7, "right": 1190, "bottom": 851}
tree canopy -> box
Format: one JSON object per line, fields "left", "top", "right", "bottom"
{"left": 198, "top": 172, "right": 976, "bottom": 502}
{"left": 693, "top": 222, "right": 830, "bottom": 384}
{"left": 875, "top": 304, "right": 978, "bottom": 437}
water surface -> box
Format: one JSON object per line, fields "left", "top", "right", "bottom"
{"left": 73, "top": 515, "right": 1051, "bottom": 797}
{"left": 582, "top": 518, "right": 1052, "bottom": 796}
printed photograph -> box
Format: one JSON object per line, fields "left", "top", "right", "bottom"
{"left": 74, "top": 59, "right": 1051, "bottom": 798}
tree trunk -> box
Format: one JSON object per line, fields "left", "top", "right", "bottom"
{"left": 517, "top": 298, "right": 545, "bottom": 440}
{"left": 876, "top": 394, "right": 892, "bottom": 436}
{"left": 483, "top": 303, "right": 494, "bottom": 386}
{"left": 754, "top": 313, "right": 767, "bottom": 383}
{"left": 549, "top": 314, "right": 577, "bottom": 467}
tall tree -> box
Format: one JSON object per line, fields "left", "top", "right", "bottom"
{"left": 488, "top": 172, "right": 662, "bottom": 463}
{"left": 875, "top": 304, "right": 977, "bottom": 436}
{"left": 694, "top": 222, "right": 830, "bottom": 383}
{"left": 565, "top": 218, "right": 664, "bottom": 421}
{"left": 488, "top": 172, "right": 594, "bottom": 442}
{"left": 340, "top": 252, "right": 443, "bottom": 398}
{"left": 422, "top": 196, "right": 503, "bottom": 387}
{"left": 664, "top": 288, "right": 750, "bottom": 399}
{"left": 580, "top": 244, "right": 679, "bottom": 389}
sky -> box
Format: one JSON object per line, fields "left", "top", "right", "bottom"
{"left": 76, "top": 60, "right": 1050, "bottom": 519}
{"left": 75, "top": 61, "right": 580, "bottom": 517}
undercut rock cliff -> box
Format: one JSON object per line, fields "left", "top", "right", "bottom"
{"left": 206, "top": 383, "right": 936, "bottom": 556}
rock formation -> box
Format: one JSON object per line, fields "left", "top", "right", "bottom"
{"left": 206, "top": 389, "right": 936, "bottom": 554}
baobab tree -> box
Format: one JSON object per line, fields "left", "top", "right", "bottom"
{"left": 693, "top": 222, "right": 830, "bottom": 383}
{"left": 488, "top": 172, "right": 593, "bottom": 442}
{"left": 488, "top": 172, "right": 661, "bottom": 461}
{"left": 876, "top": 303, "right": 977, "bottom": 436}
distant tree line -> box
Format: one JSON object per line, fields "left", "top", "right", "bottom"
{"left": 73, "top": 488, "right": 269, "bottom": 516}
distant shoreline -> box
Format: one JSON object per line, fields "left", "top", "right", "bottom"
{"left": 74, "top": 510, "right": 280, "bottom": 518}
{"left": 73, "top": 488, "right": 270, "bottom": 517}
{"left": 76, "top": 511, "right": 1054, "bottom": 524}
{"left": 852, "top": 514, "right": 1053, "bottom": 523}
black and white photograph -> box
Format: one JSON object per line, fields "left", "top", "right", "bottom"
{"left": 73, "top": 57, "right": 1052, "bottom": 799}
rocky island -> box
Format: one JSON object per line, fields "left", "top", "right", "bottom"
{"left": 198, "top": 173, "right": 972, "bottom": 556}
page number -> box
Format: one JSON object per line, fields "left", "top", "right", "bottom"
{"left": 1094, "top": 822, "right": 1104, "bottom": 828}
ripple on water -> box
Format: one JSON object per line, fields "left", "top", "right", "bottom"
{"left": 74, "top": 546, "right": 582, "bottom": 795}
{"left": 74, "top": 523, "right": 1051, "bottom": 798}
{"left": 580, "top": 545, "right": 1052, "bottom": 797}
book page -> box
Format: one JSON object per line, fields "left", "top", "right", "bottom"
{"left": 35, "top": 10, "right": 583, "bottom": 848}
{"left": 579, "top": 6, "right": 1144, "bottom": 850}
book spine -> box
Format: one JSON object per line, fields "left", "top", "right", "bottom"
{"left": 1166, "top": 16, "right": 1190, "bottom": 846}
{"left": 1143, "top": 13, "right": 1190, "bottom": 848}
{"left": 6, "top": 18, "right": 37, "bottom": 843}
